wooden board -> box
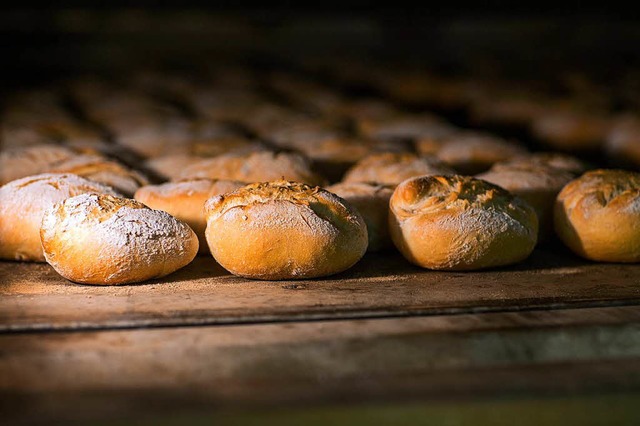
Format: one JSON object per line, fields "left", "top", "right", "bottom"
{"left": 2, "top": 306, "right": 640, "bottom": 423}
{"left": 1, "top": 247, "right": 640, "bottom": 332}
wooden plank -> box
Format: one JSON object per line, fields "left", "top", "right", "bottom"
{"left": 1, "top": 247, "right": 640, "bottom": 332}
{"left": 2, "top": 307, "right": 640, "bottom": 423}
{"left": 2, "top": 306, "right": 640, "bottom": 393}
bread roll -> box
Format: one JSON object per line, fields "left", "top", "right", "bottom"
{"left": 493, "top": 152, "right": 589, "bottom": 176}
{"left": 433, "top": 132, "right": 528, "bottom": 174}
{"left": 144, "top": 154, "right": 204, "bottom": 181}
{"left": 135, "top": 178, "right": 245, "bottom": 254}
{"left": 605, "top": 115, "right": 640, "bottom": 169}
{"left": 531, "top": 109, "right": 611, "bottom": 152}
{"left": 301, "top": 138, "right": 410, "bottom": 182}
{"left": 477, "top": 164, "right": 574, "bottom": 242}
{"left": 41, "top": 194, "right": 199, "bottom": 284}
{"left": 468, "top": 90, "right": 547, "bottom": 128}
{"left": 48, "top": 155, "right": 149, "bottom": 197}
{"left": 389, "top": 175, "right": 538, "bottom": 270}
{"left": 0, "top": 145, "right": 78, "bottom": 185}
{"left": 357, "top": 113, "right": 455, "bottom": 142}
{"left": 204, "top": 180, "right": 368, "bottom": 279}
{"left": 554, "top": 169, "right": 640, "bottom": 262}
{"left": 342, "top": 153, "right": 454, "bottom": 186}
{"left": 0, "top": 173, "right": 120, "bottom": 262}
{"left": 176, "top": 151, "right": 325, "bottom": 186}
{"left": 326, "top": 182, "right": 394, "bottom": 251}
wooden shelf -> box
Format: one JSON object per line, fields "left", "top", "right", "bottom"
{"left": 2, "top": 247, "right": 640, "bottom": 423}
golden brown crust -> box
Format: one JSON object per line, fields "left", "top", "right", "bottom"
{"left": 531, "top": 110, "right": 611, "bottom": 152}
{"left": 433, "top": 132, "right": 528, "bottom": 174}
{"left": 342, "top": 152, "right": 454, "bottom": 186}
{"left": 389, "top": 175, "right": 538, "bottom": 270}
{"left": 0, "top": 145, "right": 78, "bottom": 185}
{"left": 134, "top": 178, "right": 245, "bottom": 254}
{"left": 204, "top": 180, "right": 368, "bottom": 279}
{"left": 48, "top": 155, "right": 149, "bottom": 197}
{"left": 0, "top": 173, "right": 120, "bottom": 262}
{"left": 477, "top": 164, "right": 575, "bottom": 242}
{"left": 606, "top": 115, "right": 640, "bottom": 168}
{"left": 176, "top": 151, "right": 326, "bottom": 186}
{"left": 326, "top": 182, "right": 395, "bottom": 251}
{"left": 41, "top": 193, "right": 199, "bottom": 284}
{"left": 493, "top": 152, "right": 589, "bottom": 176}
{"left": 554, "top": 169, "right": 640, "bottom": 262}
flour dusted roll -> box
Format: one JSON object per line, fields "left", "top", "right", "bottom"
{"left": 389, "top": 175, "right": 538, "bottom": 270}
{"left": 0, "top": 173, "right": 120, "bottom": 262}
{"left": 326, "top": 182, "right": 395, "bottom": 251}
{"left": 477, "top": 164, "right": 574, "bottom": 242}
{"left": 554, "top": 169, "right": 640, "bottom": 263}
{"left": 135, "top": 178, "right": 245, "bottom": 254}
{"left": 41, "top": 194, "right": 199, "bottom": 284}
{"left": 204, "top": 180, "right": 368, "bottom": 280}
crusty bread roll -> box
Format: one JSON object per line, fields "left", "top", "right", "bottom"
{"left": 493, "top": 152, "right": 589, "bottom": 176}
{"left": 134, "top": 178, "right": 245, "bottom": 254}
{"left": 531, "top": 109, "right": 611, "bottom": 152}
{"left": 0, "top": 173, "right": 120, "bottom": 262}
{"left": 300, "top": 137, "right": 410, "bottom": 182}
{"left": 1, "top": 124, "right": 57, "bottom": 150}
{"left": 48, "top": 155, "right": 149, "bottom": 197}
{"left": 204, "top": 180, "right": 368, "bottom": 279}
{"left": 326, "top": 182, "right": 394, "bottom": 251}
{"left": 433, "top": 132, "right": 528, "bottom": 174}
{"left": 605, "top": 115, "right": 640, "bottom": 169}
{"left": 468, "top": 90, "right": 547, "bottom": 128}
{"left": 554, "top": 169, "right": 640, "bottom": 263}
{"left": 342, "top": 153, "right": 454, "bottom": 186}
{"left": 356, "top": 113, "right": 455, "bottom": 142}
{"left": 144, "top": 154, "right": 204, "bottom": 181}
{"left": 0, "top": 145, "right": 78, "bottom": 185}
{"left": 477, "top": 164, "right": 574, "bottom": 242}
{"left": 41, "top": 194, "right": 199, "bottom": 284}
{"left": 176, "top": 151, "right": 325, "bottom": 186}
{"left": 389, "top": 175, "right": 538, "bottom": 270}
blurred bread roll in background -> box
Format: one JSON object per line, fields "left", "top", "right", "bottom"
{"left": 342, "top": 152, "right": 454, "bottom": 186}
{"left": 492, "top": 152, "right": 589, "bottom": 176}
{"left": 176, "top": 151, "right": 326, "bottom": 186}
{"left": 0, "top": 145, "right": 78, "bottom": 185}
{"left": 47, "top": 155, "right": 149, "bottom": 197}
{"left": 605, "top": 115, "right": 640, "bottom": 169}
{"left": 431, "top": 132, "right": 528, "bottom": 174}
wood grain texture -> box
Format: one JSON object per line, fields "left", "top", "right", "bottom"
{"left": 2, "top": 306, "right": 640, "bottom": 422}
{"left": 1, "top": 247, "right": 640, "bottom": 332}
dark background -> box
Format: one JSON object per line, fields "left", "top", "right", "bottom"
{"left": 1, "top": 1, "right": 639, "bottom": 87}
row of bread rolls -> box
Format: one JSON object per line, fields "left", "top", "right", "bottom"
{"left": 2, "top": 69, "right": 640, "bottom": 285}
{"left": 1, "top": 166, "right": 639, "bottom": 285}
{"left": 300, "top": 61, "right": 640, "bottom": 167}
